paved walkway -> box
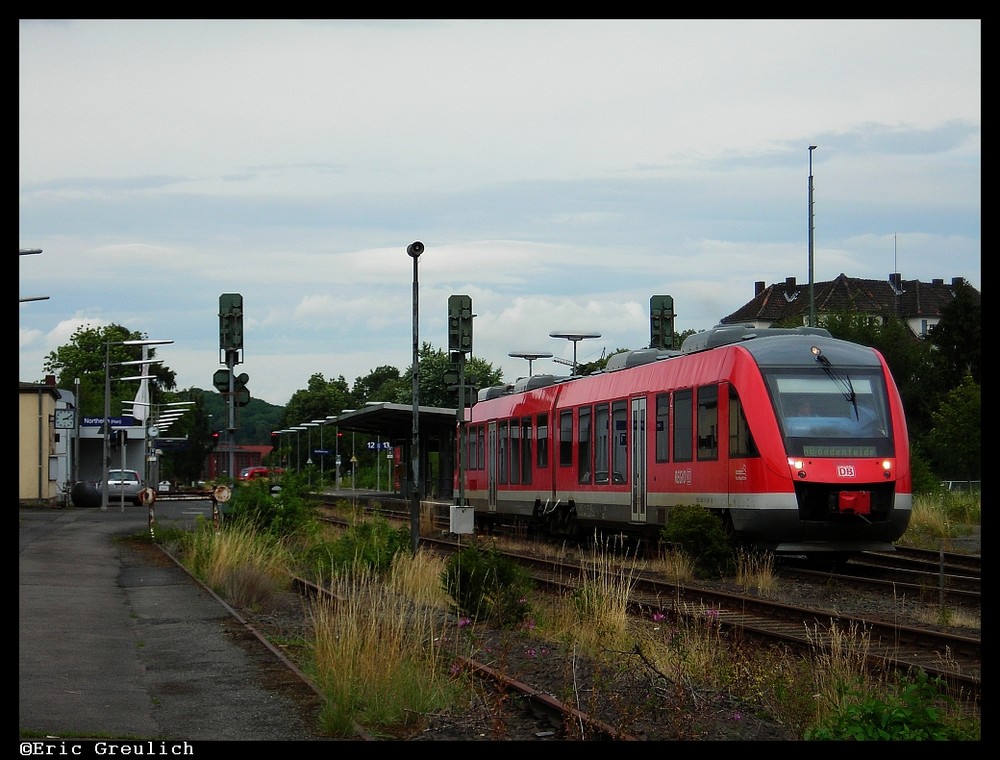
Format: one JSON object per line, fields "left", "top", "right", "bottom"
{"left": 19, "top": 506, "right": 327, "bottom": 742}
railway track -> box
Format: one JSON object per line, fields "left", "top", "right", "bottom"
{"left": 318, "top": 497, "right": 981, "bottom": 705}
{"left": 166, "top": 494, "right": 977, "bottom": 737}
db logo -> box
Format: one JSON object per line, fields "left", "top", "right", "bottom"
{"left": 837, "top": 465, "right": 857, "bottom": 478}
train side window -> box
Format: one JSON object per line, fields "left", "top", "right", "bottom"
{"left": 536, "top": 413, "right": 548, "bottom": 468}
{"left": 655, "top": 393, "right": 670, "bottom": 462}
{"left": 478, "top": 423, "right": 486, "bottom": 470}
{"left": 578, "top": 406, "right": 592, "bottom": 484}
{"left": 612, "top": 400, "right": 627, "bottom": 484}
{"left": 674, "top": 389, "right": 693, "bottom": 462}
{"left": 559, "top": 410, "right": 573, "bottom": 467}
{"left": 696, "top": 384, "right": 718, "bottom": 461}
{"left": 472, "top": 423, "right": 481, "bottom": 470}
{"left": 521, "top": 417, "right": 532, "bottom": 485}
{"left": 594, "top": 403, "right": 610, "bottom": 484}
{"left": 510, "top": 418, "right": 521, "bottom": 484}
{"left": 728, "top": 388, "right": 759, "bottom": 458}
{"left": 498, "top": 420, "right": 508, "bottom": 484}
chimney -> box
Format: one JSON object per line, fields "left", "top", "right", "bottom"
{"left": 755, "top": 281, "right": 765, "bottom": 296}
{"left": 45, "top": 374, "right": 56, "bottom": 386}
{"left": 951, "top": 277, "right": 965, "bottom": 287}
{"left": 785, "top": 276, "right": 796, "bottom": 290}
{"left": 932, "top": 279, "right": 944, "bottom": 285}
{"left": 889, "top": 273, "right": 901, "bottom": 290}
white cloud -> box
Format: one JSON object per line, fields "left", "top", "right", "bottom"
{"left": 19, "top": 19, "right": 980, "bottom": 405}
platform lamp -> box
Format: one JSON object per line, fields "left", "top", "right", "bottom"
{"left": 289, "top": 426, "right": 307, "bottom": 473}
{"left": 101, "top": 339, "right": 172, "bottom": 511}
{"left": 407, "top": 240, "right": 424, "bottom": 554}
{"left": 312, "top": 419, "right": 327, "bottom": 487}
{"left": 301, "top": 422, "right": 319, "bottom": 486}
{"left": 326, "top": 415, "right": 342, "bottom": 488}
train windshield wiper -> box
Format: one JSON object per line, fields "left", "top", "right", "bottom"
{"left": 816, "top": 353, "right": 859, "bottom": 418}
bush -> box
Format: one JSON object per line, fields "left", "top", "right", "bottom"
{"left": 301, "top": 516, "right": 411, "bottom": 578}
{"left": 226, "top": 474, "right": 318, "bottom": 539}
{"left": 660, "top": 504, "right": 735, "bottom": 579}
{"left": 442, "top": 541, "right": 532, "bottom": 628}
{"left": 804, "top": 671, "right": 975, "bottom": 740}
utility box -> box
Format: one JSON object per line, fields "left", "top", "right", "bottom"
{"left": 449, "top": 505, "right": 475, "bottom": 534}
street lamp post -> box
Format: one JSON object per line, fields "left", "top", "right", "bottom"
{"left": 808, "top": 145, "right": 818, "bottom": 328}
{"left": 101, "top": 339, "right": 172, "bottom": 511}
{"left": 407, "top": 240, "right": 424, "bottom": 554}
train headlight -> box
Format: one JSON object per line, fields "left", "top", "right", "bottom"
{"left": 882, "top": 459, "right": 892, "bottom": 479}
{"left": 787, "top": 457, "right": 807, "bottom": 478}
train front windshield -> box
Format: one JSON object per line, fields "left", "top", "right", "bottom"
{"left": 764, "top": 369, "right": 893, "bottom": 458}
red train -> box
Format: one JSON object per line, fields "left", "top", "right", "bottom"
{"left": 457, "top": 325, "right": 912, "bottom": 559}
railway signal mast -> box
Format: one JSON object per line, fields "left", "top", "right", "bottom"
{"left": 448, "top": 294, "right": 475, "bottom": 526}
{"left": 217, "top": 293, "right": 248, "bottom": 490}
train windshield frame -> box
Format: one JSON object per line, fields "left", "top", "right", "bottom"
{"left": 763, "top": 368, "right": 894, "bottom": 457}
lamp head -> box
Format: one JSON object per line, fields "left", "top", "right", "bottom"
{"left": 407, "top": 241, "right": 424, "bottom": 258}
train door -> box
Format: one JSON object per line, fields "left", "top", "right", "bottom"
{"left": 630, "top": 397, "right": 647, "bottom": 522}
{"left": 487, "top": 421, "right": 498, "bottom": 512}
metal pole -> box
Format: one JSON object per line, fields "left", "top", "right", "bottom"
{"left": 73, "top": 377, "right": 80, "bottom": 487}
{"left": 101, "top": 342, "right": 111, "bottom": 511}
{"left": 119, "top": 430, "right": 126, "bottom": 512}
{"left": 808, "top": 145, "right": 817, "bottom": 328}
{"left": 408, "top": 241, "right": 423, "bottom": 554}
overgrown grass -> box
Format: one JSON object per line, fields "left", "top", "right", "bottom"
{"left": 904, "top": 491, "right": 981, "bottom": 550}
{"left": 182, "top": 519, "right": 292, "bottom": 610}
{"left": 168, "top": 492, "right": 979, "bottom": 740}
{"left": 309, "top": 552, "right": 462, "bottom": 737}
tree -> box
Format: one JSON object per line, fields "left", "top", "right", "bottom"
{"left": 42, "top": 323, "right": 177, "bottom": 417}
{"left": 352, "top": 365, "right": 406, "bottom": 406}
{"left": 395, "top": 343, "right": 503, "bottom": 409}
{"left": 925, "top": 373, "right": 981, "bottom": 482}
{"left": 927, "top": 281, "right": 981, "bottom": 386}
{"left": 283, "top": 373, "right": 354, "bottom": 430}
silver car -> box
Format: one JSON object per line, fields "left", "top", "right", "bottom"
{"left": 104, "top": 469, "right": 145, "bottom": 505}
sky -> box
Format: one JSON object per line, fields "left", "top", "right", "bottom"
{"left": 19, "top": 19, "right": 981, "bottom": 407}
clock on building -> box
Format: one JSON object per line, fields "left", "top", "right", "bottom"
{"left": 55, "top": 409, "right": 76, "bottom": 429}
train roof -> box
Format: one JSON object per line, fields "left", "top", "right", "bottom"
{"left": 679, "top": 324, "right": 832, "bottom": 353}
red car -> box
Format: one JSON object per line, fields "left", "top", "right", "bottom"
{"left": 238, "top": 466, "right": 284, "bottom": 482}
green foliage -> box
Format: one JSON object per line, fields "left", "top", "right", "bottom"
{"left": 41, "top": 323, "right": 177, "bottom": 417}
{"left": 397, "top": 343, "right": 504, "bottom": 408}
{"left": 926, "top": 373, "right": 981, "bottom": 482}
{"left": 226, "top": 473, "right": 318, "bottom": 539}
{"left": 927, "top": 280, "right": 981, "bottom": 386}
{"left": 442, "top": 541, "right": 532, "bottom": 628}
{"left": 301, "top": 516, "right": 411, "bottom": 578}
{"left": 660, "top": 504, "right": 736, "bottom": 579}
{"left": 907, "top": 445, "right": 942, "bottom": 495}
{"left": 804, "top": 671, "right": 975, "bottom": 740}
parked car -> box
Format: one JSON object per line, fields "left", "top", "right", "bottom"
{"left": 102, "top": 469, "right": 144, "bottom": 505}
{"left": 238, "top": 466, "right": 285, "bottom": 482}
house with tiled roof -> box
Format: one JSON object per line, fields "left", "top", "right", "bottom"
{"left": 720, "top": 273, "right": 979, "bottom": 338}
